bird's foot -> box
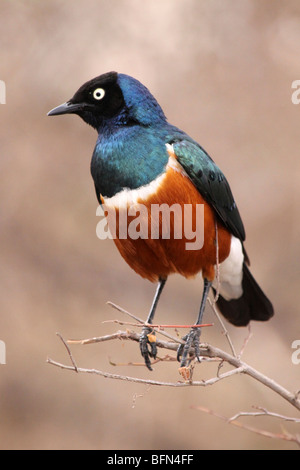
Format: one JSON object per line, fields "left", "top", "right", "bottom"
{"left": 139, "top": 326, "right": 157, "bottom": 371}
{"left": 177, "top": 327, "right": 201, "bottom": 368}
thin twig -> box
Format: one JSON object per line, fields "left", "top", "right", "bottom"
{"left": 208, "top": 298, "right": 237, "bottom": 358}
{"left": 106, "top": 302, "right": 183, "bottom": 344}
{"left": 214, "top": 218, "right": 220, "bottom": 303}
{"left": 55, "top": 332, "right": 78, "bottom": 372}
{"left": 193, "top": 405, "right": 300, "bottom": 447}
{"left": 228, "top": 406, "right": 300, "bottom": 423}
{"left": 68, "top": 330, "right": 179, "bottom": 348}
{"left": 238, "top": 325, "right": 253, "bottom": 358}
{"left": 106, "top": 301, "right": 144, "bottom": 324}
{"left": 109, "top": 354, "right": 176, "bottom": 367}
{"left": 102, "top": 319, "right": 214, "bottom": 329}
{"left": 208, "top": 220, "right": 237, "bottom": 358}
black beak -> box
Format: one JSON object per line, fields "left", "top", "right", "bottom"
{"left": 47, "top": 101, "right": 84, "bottom": 116}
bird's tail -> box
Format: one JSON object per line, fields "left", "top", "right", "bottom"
{"left": 212, "top": 263, "right": 274, "bottom": 326}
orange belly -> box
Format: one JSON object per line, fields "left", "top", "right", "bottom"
{"left": 103, "top": 163, "right": 231, "bottom": 282}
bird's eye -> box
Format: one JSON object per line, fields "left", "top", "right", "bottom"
{"left": 93, "top": 88, "right": 105, "bottom": 100}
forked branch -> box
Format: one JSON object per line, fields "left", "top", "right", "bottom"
{"left": 46, "top": 301, "right": 300, "bottom": 447}
{"left": 47, "top": 322, "right": 300, "bottom": 412}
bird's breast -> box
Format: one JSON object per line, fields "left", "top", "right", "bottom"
{"left": 91, "top": 126, "right": 169, "bottom": 198}
{"left": 101, "top": 144, "right": 184, "bottom": 209}
{"left": 101, "top": 145, "right": 232, "bottom": 282}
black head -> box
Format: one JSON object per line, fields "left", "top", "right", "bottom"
{"left": 48, "top": 72, "right": 126, "bottom": 129}
{"left": 48, "top": 72, "right": 167, "bottom": 130}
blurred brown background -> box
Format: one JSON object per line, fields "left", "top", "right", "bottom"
{"left": 1, "top": 0, "right": 300, "bottom": 450}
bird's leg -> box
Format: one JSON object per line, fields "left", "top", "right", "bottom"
{"left": 139, "top": 277, "right": 167, "bottom": 370}
{"left": 177, "top": 278, "right": 212, "bottom": 367}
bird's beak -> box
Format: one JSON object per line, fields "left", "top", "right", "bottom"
{"left": 47, "top": 101, "right": 83, "bottom": 116}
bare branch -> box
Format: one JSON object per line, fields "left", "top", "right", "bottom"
{"left": 228, "top": 406, "right": 300, "bottom": 423}
{"left": 204, "top": 342, "right": 300, "bottom": 412}
{"left": 49, "top": 329, "right": 300, "bottom": 412}
{"left": 102, "top": 319, "right": 214, "bottom": 329}
{"left": 193, "top": 405, "right": 300, "bottom": 447}
{"left": 47, "top": 338, "right": 246, "bottom": 388}
{"left": 68, "top": 330, "right": 178, "bottom": 349}
{"left": 48, "top": 299, "right": 300, "bottom": 448}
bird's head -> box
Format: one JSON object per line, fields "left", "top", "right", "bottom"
{"left": 48, "top": 72, "right": 166, "bottom": 130}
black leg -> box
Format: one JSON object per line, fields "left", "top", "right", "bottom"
{"left": 140, "top": 277, "right": 167, "bottom": 370}
{"left": 177, "top": 278, "right": 212, "bottom": 367}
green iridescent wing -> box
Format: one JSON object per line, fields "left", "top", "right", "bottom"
{"left": 171, "top": 139, "right": 245, "bottom": 242}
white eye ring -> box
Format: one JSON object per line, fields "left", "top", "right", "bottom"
{"left": 93, "top": 88, "right": 105, "bottom": 100}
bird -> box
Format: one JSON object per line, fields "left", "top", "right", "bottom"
{"left": 48, "top": 71, "right": 274, "bottom": 371}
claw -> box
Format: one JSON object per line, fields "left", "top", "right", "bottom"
{"left": 139, "top": 326, "right": 157, "bottom": 370}
{"left": 176, "top": 335, "right": 188, "bottom": 362}
{"left": 177, "top": 327, "right": 201, "bottom": 367}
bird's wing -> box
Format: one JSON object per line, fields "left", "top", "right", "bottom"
{"left": 170, "top": 139, "right": 246, "bottom": 242}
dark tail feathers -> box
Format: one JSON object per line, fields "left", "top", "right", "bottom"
{"left": 213, "top": 263, "right": 274, "bottom": 327}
